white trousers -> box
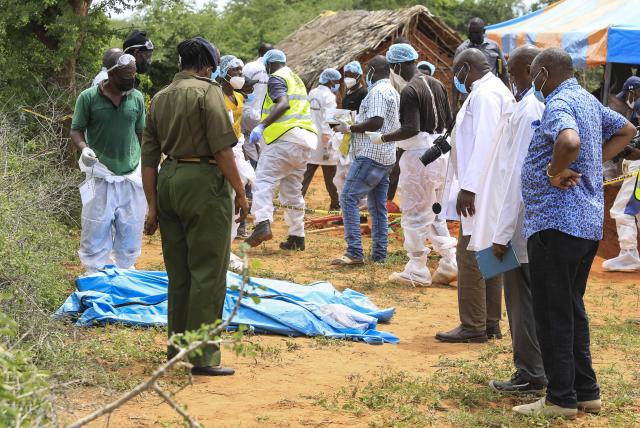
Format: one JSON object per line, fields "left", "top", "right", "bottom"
{"left": 399, "top": 148, "right": 456, "bottom": 260}
{"left": 251, "top": 141, "right": 311, "bottom": 237}
{"left": 79, "top": 178, "right": 146, "bottom": 272}
{"left": 610, "top": 162, "right": 640, "bottom": 250}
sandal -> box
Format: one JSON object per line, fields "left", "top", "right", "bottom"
{"left": 330, "top": 255, "right": 364, "bottom": 266}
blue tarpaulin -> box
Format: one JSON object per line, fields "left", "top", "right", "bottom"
{"left": 55, "top": 267, "right": 398, "bottom": 345}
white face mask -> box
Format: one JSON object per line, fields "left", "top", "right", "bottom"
{"left": 344, "top": 77, "right": 357, "bottom": 89}
{"left": 626, "top": 95, "right": 635, "bottom": 109}
{"left": 229, "top": 76, "right": 245, "bottom": 90}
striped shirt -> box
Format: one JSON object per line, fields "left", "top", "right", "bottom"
{"left": 351, "top": 79, "right": 400, "bottom": 165}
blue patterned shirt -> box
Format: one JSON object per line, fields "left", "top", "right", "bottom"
{"left": 521, "top": 78, "right": 627, "bottom": 241}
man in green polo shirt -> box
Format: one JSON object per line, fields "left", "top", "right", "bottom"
{"left": 70, "top": 50, "right": 146, "bottom": 275}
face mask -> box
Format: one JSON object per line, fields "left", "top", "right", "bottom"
{"left": 344, "top": 77, "right": 357, "bottom": 89}
{"left": 531, "top": 68, "right": 547, "bottom": 103}
{"left": 229, "top": 76, "right": 245, "bottom": 90}
{"left": 136, "top": 60, "right": 150, "bottom": 74}
{"left": 331, "top": 83, "right": 340, "bottom": 93}
{"left": 454, "top": 64, "right": 468, "bottom": 94}
{"left": 115, "top": 78, "right": 135, "bottom": 92}
{"left": 394, "top": 64, "right": 404, "bottom": 82}
{"left": 211, "top": 68, "right": 220, "bottom": 81}
{"left": 366, "top": 66, "right": 375, "bottom": 88}
{"left": 626, "top": 94, "right": 635, "bottom": 109}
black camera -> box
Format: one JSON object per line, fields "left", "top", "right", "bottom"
{"left": 419, "top": 134, "right": 451, "bottom": 166}
{"left": 612, "top": 129, "right": 640, "bottom": 162}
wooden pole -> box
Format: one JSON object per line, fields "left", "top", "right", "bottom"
{"left": 603, "top": 62, "right": 612, "bottom": 106}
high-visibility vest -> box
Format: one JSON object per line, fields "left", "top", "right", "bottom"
{"left": 261, "top": 66, "right": 317, "bottom": 144}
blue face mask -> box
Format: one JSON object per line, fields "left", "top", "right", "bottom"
{"left": 365, "top": 66, "right": 375, "bottom": 88}
{"left": 454, "top": 64, "right": 468, "bottom": 94}
{"left": 211, "top": 68, "right": 220, "bottom": 81}
{"left": 331, "top": 83, "right": 340, "bottom": 93}
{"left": 246, "top": 93, "right": 255, "bottom": 103}
{"left": 532, "top": 68, "right": 547, "bottom": 103}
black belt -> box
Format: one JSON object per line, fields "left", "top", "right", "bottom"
{"left": 167, "top": 156, "right": 217, "bottom": 165}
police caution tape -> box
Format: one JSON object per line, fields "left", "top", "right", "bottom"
{"left": 261, "top": 200, "right": 403, "bottom": 218}
{"left": 603, "top": 169, "right": 639, "bottom": 186}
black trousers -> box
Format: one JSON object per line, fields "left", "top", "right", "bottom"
{"left": 527, "top": 229, "right": 600, "bottom": 408}
{"left": 301, "top": 164, "right": 339, "bottom": 210}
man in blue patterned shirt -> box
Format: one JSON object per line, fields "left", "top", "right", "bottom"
{"left": 513, "top": 48, "right": 635, "bottom": 419}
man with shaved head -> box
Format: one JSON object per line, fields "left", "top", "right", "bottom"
{"left": 453, "top": 17, "right": 509, "bottom": 108}
{"left": 466, "top": 45, "right": 547, "bottom": 394}
{"left": 435, "top": 48, "right": 515, "bottom": 344}
{"left": 513, "top": 47, "right": 636, "bottom": 419}
{"left": 92, "top": 48, "right": 124, "bottom": 86}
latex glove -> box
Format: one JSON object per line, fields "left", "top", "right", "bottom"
{"left": 333, "top": 122, "right": 351, "bottom": 134}
{"left": 248, "top": 123, "right": 265, "bottom": 145}
{"left": 81, "top": 147, "right": 98, "bottom": 167}
{"left": 365, "top": 131, "right": 383, "bottom": 144}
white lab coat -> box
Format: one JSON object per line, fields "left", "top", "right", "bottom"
{"left": 443, "top": 72, "right": 515, "bottom": 236}
{"left": 308, "top": 85, "right": 339, "bottom": 165}
{"left": 468, "top": 90, "right": 544, "bottom": 262}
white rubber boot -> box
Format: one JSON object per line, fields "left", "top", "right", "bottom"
{"left": 602, "top": 248, "right": 640, "bottom": 272}
{"left": 389, "top": 254, "right": 432, "bottom": 286}
{"left": 432, "top": 257, "right": 457, "bottom": 284}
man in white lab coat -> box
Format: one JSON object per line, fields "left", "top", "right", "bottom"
{"left": 435, "top": 48, "right": 515, "bottom": 343}
{"left": 468, "top": 46, "right": 547, "bottom": 393}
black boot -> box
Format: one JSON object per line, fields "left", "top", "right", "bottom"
{"left": 279, "top": 235, "right": 305, "bottom": 251}
{"left": 244, "top": 220, "right": 272, "bottom": 247}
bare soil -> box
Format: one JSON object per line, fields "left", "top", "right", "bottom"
{"left": 63, "top": 170, "right": 640, "bottom": 427}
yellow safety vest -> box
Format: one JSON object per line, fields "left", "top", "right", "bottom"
{"left": 261, "top": 66, "right": 317, "bottom": 144}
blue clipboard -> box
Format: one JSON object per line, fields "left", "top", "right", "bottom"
{"left": 475, "top": 242, "right": 521, "bottom": 280}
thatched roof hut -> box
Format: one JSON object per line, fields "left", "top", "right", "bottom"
{"left": 277, "top": 5, "right": 462, "bottom": 91}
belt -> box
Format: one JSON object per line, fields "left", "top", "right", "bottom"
{"left": 168, "top": 157, "right": 217, "bottom": 165}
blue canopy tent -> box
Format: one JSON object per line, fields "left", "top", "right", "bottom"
{"left": 486, "top": 0, "right": 640, "bottom": 103}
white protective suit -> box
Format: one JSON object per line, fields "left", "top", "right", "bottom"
{"left": 308, "top": 85, "right": 339, "bottom": 166}
{"left": 78, "top": 159, "right": 146, "bottom": 274}
{"left": 603, "top": 160, "right": 640, "bottom": 271}
{"left": 241, "top": 59, "right": 269, "bottom": 162}
{"left": 229, "top": 135, "right": 256, "bottom": 271}
{"left": 390, "top": 132, "right": 457, "bottom": 285}
{"left": 251, "top": 128, "right": 316, "bottom": 237}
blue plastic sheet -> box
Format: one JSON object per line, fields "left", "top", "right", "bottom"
{"left": 55, "top": 267, "right": 398, "bottom": 344}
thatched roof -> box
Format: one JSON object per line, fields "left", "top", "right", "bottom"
{"left": 278, "top": 5, "right": 463, "bottom": 88}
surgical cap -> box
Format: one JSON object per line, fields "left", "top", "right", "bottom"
{"left": 319, "top": 68, "right": 342, "bottom": 84}
{"left": 219, "top": 55, "right": 245, "bottom": 77}
{"left": 418, "top": 61, "right": 436, "bottom": 75}
{"left": 262, "top": 49, "right": 286, "bottom": 65}
{"left": 386, "top": 43, "right": 419, "bottom": 64}
{"left": 344, "top": 61, "right": 363, "bottom": 75}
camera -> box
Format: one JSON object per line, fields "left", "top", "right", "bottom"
{"left": 420, "top": 134, "right": 451, "bottom": 166}
{"left": 612, "top": 128, "right": 640, "bottom": 162}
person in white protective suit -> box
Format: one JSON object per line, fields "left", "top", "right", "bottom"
{"left": 301, "top": 68, "right": 341, "bottom": 210}
{"left": 244, "top": 49, "right": 318, "bottom": 251}
{"left": 70, "top": 51, "right": 147, "bottom": 274}
{"left": 378, "top": 43, "right": 458, "bottom": 286}
{"left": 218, "top": 54, "right": 257, "bottom": 270}
{"left": 603, "top": 159, "right": 640, "bottom": 271}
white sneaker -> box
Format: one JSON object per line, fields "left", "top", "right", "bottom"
{"left": 512, "top": 398, "right": 577, "bottom": 419}
{"left": 433, "top": 258, "right": 457, "bottom": 284}
{"left": 602, "top": 249, "right": 640, "bottom": 272}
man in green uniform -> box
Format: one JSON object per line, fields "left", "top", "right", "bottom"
{"left": 141, "top": 37, "right": 248, "bottom": 376}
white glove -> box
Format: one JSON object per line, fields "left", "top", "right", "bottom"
{"left": 333, "top": 122, "right": 351, "bottom": 134}
{"left": 365, "top": 131, "right": 383, "bottom": 145}
{"left": 81, "top": 147, "right": 98, "bottom": 167}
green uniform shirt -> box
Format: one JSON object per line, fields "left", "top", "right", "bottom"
{"left": 71, "top": 85, "right": 145, "bottom": 175}
{"left": 142, "top": 72, "right": 237, "bottom": 168}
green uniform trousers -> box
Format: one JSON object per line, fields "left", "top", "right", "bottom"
{"left": 157, "top": 159, "right": 232, "bottom": 367}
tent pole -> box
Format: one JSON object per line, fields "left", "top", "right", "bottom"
{"left": 603, "top": 62, "right": 612, "bottom": 106}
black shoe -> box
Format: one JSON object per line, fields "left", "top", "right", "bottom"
{"left": 435, "top": 325, "right": 488, "bottom": 343}
{"left": 245, "top": 220, "right": 272, "bottom": 247}
{"left": 489, "top": 371, "right": 545, "bottom": 395}
{"left": 191, "top": 366, "right": 235, "bottom": 376}
{"left": 486, "top": 324, "right": 503, "bottom": 339}
{"left": 279, "top": 235, "right": 305, "bottom": 251}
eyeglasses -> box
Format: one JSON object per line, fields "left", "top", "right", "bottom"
{"left": 124, "top": 40, "right": 154, "bottom": 53}
{"left": 106, "top": 54, "right": 136, "bottom": 72}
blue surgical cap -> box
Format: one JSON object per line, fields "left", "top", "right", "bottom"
{"left": 262, "top": 49, "right": 286, "bottom": 65}
{"left": 344, "top": 61, "right": 363, "bottom": 75}
{"left": 386, "top": 43, "right": 419, "bottom": 64}
{"left": 319, "top": 68, "right": 342, "bottom": 84}
{"left": 418, "top": 61, "right": 436, "bottom": 75}
{"left": 219, "top": 55, "right": 244, "bottom": 77}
